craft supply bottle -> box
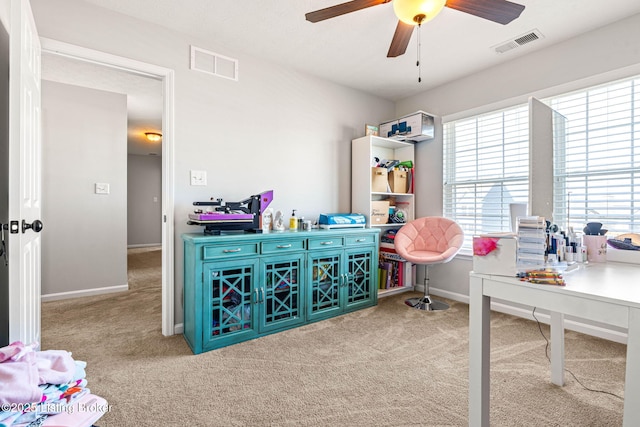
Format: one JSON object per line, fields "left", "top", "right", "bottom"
{"left": 579, "top": 245, "right": 587, "bottom": 263}
{"left": 289, "top": 209, "right": 298, "bottom": 231}
{"left": 565, "top": 245, "right": 574, "bottom": 262}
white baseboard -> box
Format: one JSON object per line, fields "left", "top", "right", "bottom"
{"left": 174, "top": 323, "right": 183, "bottom": 334}
{"left": 426, "top": 285, "right": 628, "bottom": 345}
{"left": 41, "top": 284, "right": 129, "bottom": 302}
{"left": 127, "top": 243, "right": 162, "bottom": 249}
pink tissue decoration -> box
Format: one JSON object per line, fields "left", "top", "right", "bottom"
{"left": 473, "top": 237, "right": 499, "bottom": 256}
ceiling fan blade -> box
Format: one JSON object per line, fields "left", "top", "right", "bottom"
{"left": 387, "top": 21, "right": 414, "bottom": 58}
{"left": 445, "top": 0, "right": 525, "bottom": 25}
{"left": 305, "top": 0, "right": 390, "bottom": 23}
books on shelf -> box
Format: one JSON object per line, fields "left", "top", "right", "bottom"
{"left": 378, "top": 246, "right": 410, "bottom": 289}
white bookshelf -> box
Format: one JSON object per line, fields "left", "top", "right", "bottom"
{"left": 351, "top": 135, "right": 416, "bottom": 297}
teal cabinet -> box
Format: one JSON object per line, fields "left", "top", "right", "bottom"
{"left": 307, "top": 240, "right": 377, "bottom": 322}
{"left": 344, "top": 246, "right": 377, "bottom": 309}
{"left": 259, "top": 253, "right": 305, "bottom": 333}
{"left": 308, "top": 249, "right": 342, "bottom": 321}
{"left": 203, "top": 258, "right": 259, "bottom": 350}
{"left": 183, "top": 228, "right": 379, "bottom": 354}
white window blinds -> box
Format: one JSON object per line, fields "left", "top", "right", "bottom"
{"left": 549, "top": 76, "right": 640, "bottom": 235}
{"left": 443, "top": 106, "right": 529, "bottom": 251}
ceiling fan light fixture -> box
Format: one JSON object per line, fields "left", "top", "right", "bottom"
{"left": 393, "top": 0, "right": 446, "bottom": 26}
{"left": 144, "top": 132, "right": 162, "bottom": 142}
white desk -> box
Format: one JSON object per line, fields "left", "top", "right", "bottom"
{"left": 469, "top": 262, "right": 640, "bottom": 427}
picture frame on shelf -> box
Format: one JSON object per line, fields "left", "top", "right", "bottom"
{"left": 365, "top": 124, "right": 379, "bottom": 136}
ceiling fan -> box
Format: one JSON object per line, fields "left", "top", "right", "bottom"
{"left": 305, "top": 0, "right": 526, "bottom": 58}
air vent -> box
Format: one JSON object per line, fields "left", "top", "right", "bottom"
{"left": 492, "top": 29, "right": 544, "bottom": 54}
{"left": 190, "top": 45, "right": 238, "bottom": 81}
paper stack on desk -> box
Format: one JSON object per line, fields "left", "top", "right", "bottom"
{"left": 516, "top": 217, "right": 547, "bottom": 272}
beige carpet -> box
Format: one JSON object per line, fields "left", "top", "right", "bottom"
{"left": 41, "top": 247, "right": 626, "bottom": 426}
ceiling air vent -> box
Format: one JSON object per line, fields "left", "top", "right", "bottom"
{"left": 190, "top": 45, "right": 238, "bottom": 81}
{"left": 492, "top": 29, "right": 544, "bottom": 54}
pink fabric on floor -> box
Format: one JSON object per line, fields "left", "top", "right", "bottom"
{"left": 35, "top": 350, "right": 76, "bottom": 385}
{"left": 0, "top": 351, "right": 43, "bottom": 405}
{"left": 0, "top": 343, "right": 76, "bottom": 406}
{"left": 0, "top": 342, "right": 24, "bottom": 363}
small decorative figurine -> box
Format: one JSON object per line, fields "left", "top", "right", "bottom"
{"left": 262, "top": 208, "right": 273, "bottom": 232}
{"left": 273, "top": 210, "right": 285, "bottom": 232}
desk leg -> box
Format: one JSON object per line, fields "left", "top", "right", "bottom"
{"left": 623, "top": 307, "right": 640, "bottom": 427}
{"left": 469, "top": 276, "right": 490, "bottom": 427}
{"left": 550, "top": 311, "right": 565, "bottom": 386}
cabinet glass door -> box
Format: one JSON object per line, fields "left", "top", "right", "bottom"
{"left": 307, "top": 251, "right": 342, "bottom": 321}
{"left": 344, "top": 248, "right": 375, "bottom": 310}
{"left": 260, "top": 254, "right": 304, "bottom": 332}
{"left": 204, "top": 259, "right": 258, "bottom": 349}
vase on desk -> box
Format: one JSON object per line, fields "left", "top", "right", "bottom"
{"left": 583, "top": 235, "right": 607, "bottom": 262}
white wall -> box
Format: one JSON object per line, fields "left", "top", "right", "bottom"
{"left": 41, "top": 80, "right": 128, "bottom": 297}
{"left": 128, "top": 154, "right": 162, "bottom": 247}
{"left": 30, "top": 0, "right": 396, "bottom": 323}
{"left": 397, "top": 13, "right": 640, "bottom": 300}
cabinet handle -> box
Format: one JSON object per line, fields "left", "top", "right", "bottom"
{"left": 276, "top": 244, "right": 292, "bottom": 249}
{"left": 223, "top": 248, "right": 242, "bottom": 253}
{"left": 254, "top": 289, "right": 259, "bottom": 303}
{"left": 355, "top": 238, "right": 366, "bottom": 242}
{"left": 260, "top": 288, "right": 265, "bottom": 303}
{"left": 320, "top": 241, "right": 333, "bottom": 245}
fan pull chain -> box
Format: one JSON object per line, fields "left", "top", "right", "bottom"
{"left": 416, "top": 23, "right": 422, "bottom": 83}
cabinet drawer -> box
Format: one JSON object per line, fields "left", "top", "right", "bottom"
{"left": 345, "top": 234, "right": 376, "bottom": 246}
{"left": 308, "top": 237, "right": 344, "bottom": 249}
{"left": 202, "top": 243, "right": 259, "bottom": 259}
{"left": 261, "top": 240, "right": 305, "bottom": 254}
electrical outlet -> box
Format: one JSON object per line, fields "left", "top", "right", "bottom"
{"left": 190, "top": 170, "right": 207, "bottom": 186}
{"left": 95, "top": 183, "right": 110, "bottom": 194}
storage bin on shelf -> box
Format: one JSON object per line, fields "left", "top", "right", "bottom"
{"left": 388, "top": 169, "right": 408, "bottom": 193}
{"left": 371, "top": 167, "right": 388, "bottom": 192}
{"left": 371, "top": 200, "right": 390, "bottom": 225}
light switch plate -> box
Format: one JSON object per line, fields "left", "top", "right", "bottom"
{"left": 190, "top": 170, "right": 207, "bottom": 186}
{"left": 95, "top": 183, "right": 110, "bottom": 194}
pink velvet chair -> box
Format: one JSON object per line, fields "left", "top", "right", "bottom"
{"left": 393, "top": 217, "right": 464, "bottom": 311}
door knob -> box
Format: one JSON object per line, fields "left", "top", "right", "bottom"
{"left": 22, "top": 219, "right": 43, "bottom": 233}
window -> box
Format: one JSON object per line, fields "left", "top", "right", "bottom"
{"left": 549, "top": 76, "right": 640, "bottom": 235}
{"left": 443, "top": 106, "right": 529, "bottom": 251}
{"left": 443, "top": 75, "right": 640, "bottom": 253}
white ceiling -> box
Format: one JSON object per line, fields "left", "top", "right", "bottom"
{"left": 41, "top": 0, "right": 640, "bottom": 155}
{"left": 79, "top": 0, "right": 640, "bottom": 101}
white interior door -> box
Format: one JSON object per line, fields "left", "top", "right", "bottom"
{"left": 8, "top": 0, "right": 42, "bottom": 344}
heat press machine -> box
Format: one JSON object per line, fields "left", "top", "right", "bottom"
{"left": 188, "top": 190, "right": 273, "bottom": 235}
